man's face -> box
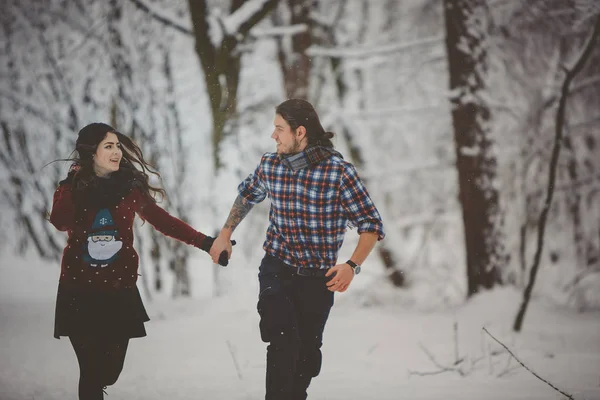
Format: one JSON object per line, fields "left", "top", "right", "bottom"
{"left": 271, "top": 114, "right": 303, "bottom": 155}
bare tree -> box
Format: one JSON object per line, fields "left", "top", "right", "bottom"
{"left": 107, "top": 0, "right": 199, "bottom": 297}
{"left": 492, "top": 0, "right": 600, "bottom": 299}
{"left": 128, "top": 0, "right": 283, "bottom": 171}
{"left": 302, "top": 0, "right": 452, "bottom": 288}
{"left": 443, "top": 0, "right": 509, "bottom": 296}
{"left": 187, "top": 0, "right": 280, "bottom": 169}
{"left": 272, "top": 0, "right": 313, "bottom": 99}
{"left": 514, "top": 16, "right": 600, "bottom": 331}
{"left": 0, "top": 0, "right": 202, "bottom": 298}
{"left": 0, "top": 0, "right": 97, "bottom": 261}
{"left": 315, "top": 0, "right": 406, "bottom": 286}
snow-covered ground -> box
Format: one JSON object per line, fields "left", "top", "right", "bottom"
{"left": 1, "top": 254, "right": 599, "bottom": 400}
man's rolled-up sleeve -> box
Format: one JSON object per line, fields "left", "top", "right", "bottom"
{"left": 237, "top": 156, "right": 268, "bottom": 205}
{"left": 340, "top": 164, "right": 385, "bottom": 241}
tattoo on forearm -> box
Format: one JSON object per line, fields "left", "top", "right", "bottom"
{"left": 224, "top": 195, "right": 254, "bottom": 231}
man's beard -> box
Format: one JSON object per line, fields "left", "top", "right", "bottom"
{"left": 278, "top": 138, "right": 302, "bottom": 155}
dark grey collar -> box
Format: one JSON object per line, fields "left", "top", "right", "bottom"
{"left": 279, "top": 146, "right": 343, "bottom": 172}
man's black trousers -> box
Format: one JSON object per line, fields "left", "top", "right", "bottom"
{"left": 257, "top": 254, "right": 334, "bottom": 400}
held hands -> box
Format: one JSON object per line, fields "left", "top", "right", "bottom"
{"left": 200, "top": 236, "right": 236, "bottom": 266}
{"left": 325, "top": 263, "right": 355, "bottom": 292}
{"left": 209, "top": 234, "right": 235, "bottom": 266}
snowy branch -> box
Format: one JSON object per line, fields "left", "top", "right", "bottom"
{"left": 568, "top": 113, "right": 600, "bottom": 130}
{"left": 339, "top": 101, "right": 521, "bottom": 121}
{"left": 570, "top": 74, "right": 600, "bottom": 93}
{"left": 44, "top": 9, "right": 110, "bottom": 46}
{"left": 361, "top": 159, "right": 454, "bottom": 180}
{"left": 306, "top": 35, "right": 443, "bottom": 58}
{"left": 485, "top": 101, "right": 522, "bottom": 121}
{"left": 35, "top": 29, "right": 79, "bottom": 130}
{"left": 127, "top": 0, "right": 298, "bottom": 56}
{"left": 251, "top": 23, "right": 307, "bottom": 38}
{"left": 127, "top": 0, "right": 193, "bottom": 36}
{"left": 226, "top": 340, "right": 243, "bottom": 380}
{"left": 309, "top": 2, "right": 346, "bottom": 29}
{"left": 530, "top": 74, "right": 600, "bottom": 119}
{"left": 130, "top": 0, "right": 285, "bottom": 43}
{"left": 483, "top": 328, "right": 575, "bottom": 399}
{"left": 340, "top": 104, "right": 444, "bottom": 118}
{"left": 223, "top": 0, "right": 278, "bottom": 36}
{"left": 392, "top": 210, "right": 459, "bottom": 229}
{"left": 408, "top": 342, "right": 465, "bottom": 377}
{"left": 408, "top": 323, "right": 509, "bottom": 378}
{"left": 525, "top": 173, "right": 600, "bottom": 200}
{"left": 573, "top": 0, "right": 600, "bottom": 28}
{"left": 0, "top": 91, "right": 70, "bottom": 129}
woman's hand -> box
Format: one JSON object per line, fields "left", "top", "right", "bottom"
{"left": 200, "top": 236, "right": 236, "bottom": 266}
{"left": 208, "top": 234, "right": 235, "bottom": 266}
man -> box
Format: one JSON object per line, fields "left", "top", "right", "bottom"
{"left": 210, "top": 99, "right": 385, "bottom": 400}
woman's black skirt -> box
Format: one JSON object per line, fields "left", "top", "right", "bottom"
{"left": 54, "top": 284, "right": 150, "bottom": 339}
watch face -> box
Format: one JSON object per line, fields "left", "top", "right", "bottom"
{"left": 354, "top": 265, "right": 361, "bottom": 275}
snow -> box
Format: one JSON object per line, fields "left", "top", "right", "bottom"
{"left": 251, "top": 24, "right": 307, "bottom": 38}
{"left": 223, "top": 0, "right": 273, "bottom": 36}
{"left": 460, "top": 145, "right": 481, "bottom": 157}
{"left": 306, "top": 35, "right": 444, "bottom": 58}
{"left": 1, "top": 253, "right": 599, "bottom": 400}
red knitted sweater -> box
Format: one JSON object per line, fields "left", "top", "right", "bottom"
{"left": 50, "top": 183, "right": 206, "bottom": 291}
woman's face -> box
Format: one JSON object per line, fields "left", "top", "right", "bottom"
{"left": 93, "top": 132, "right": 122, "bottom": 177}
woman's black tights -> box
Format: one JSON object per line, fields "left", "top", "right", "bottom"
{"left": 69, "top": 335, "right": 129, "bottom": 400}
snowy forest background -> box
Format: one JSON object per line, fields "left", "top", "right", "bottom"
{"left": 1, "top": 0, "right": 600, "bottom": 316}
{"left": 2, "top": 1, "right": 600, "bottom": 398}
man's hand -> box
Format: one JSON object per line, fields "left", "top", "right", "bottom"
{"left": 199, "top": 235, "right": 235, "bottom": 266}
{"left": 209, "top": 233, "right": 234, "bottom": 265}
{"left": 325, "top": 263, "right": 355, "bottom": 292}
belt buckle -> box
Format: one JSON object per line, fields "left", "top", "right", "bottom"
{"left": 296, "top": 266, "right": 310, "bottom": 276}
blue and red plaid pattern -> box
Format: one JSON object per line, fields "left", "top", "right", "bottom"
{"left": 238, "top": 152, "right": 385, "bottom": 269}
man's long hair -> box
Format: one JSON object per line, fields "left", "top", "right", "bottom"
{"left": 275, "top": 99, "right": 335, "bottom": 148}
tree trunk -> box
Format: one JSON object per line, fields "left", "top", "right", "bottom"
{"left": 443, "top": 0, "right": 508, "bottom": 296}
{"left": 274, "top": 0, "right": 313, "bottom": 99}
{"left": 187, "top": 0, "right": 279, "bottom": 169}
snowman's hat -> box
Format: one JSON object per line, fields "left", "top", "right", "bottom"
{"left": 90, "top": 208, "right": 118, "bottom": 236}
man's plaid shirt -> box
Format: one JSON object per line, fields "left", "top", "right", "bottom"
{"left": 238, "top": 152, "right": 385, "bottom": 270}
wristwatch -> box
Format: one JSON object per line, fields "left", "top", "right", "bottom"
{"left": 346, "top": 260, "right": 361, "bottom": 275}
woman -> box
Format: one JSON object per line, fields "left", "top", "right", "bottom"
{"left": 49, "top": 122, "right": 230, "bottom": 399}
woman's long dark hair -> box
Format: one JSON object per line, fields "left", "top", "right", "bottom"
{"left": 67, "top": 123, "right": 165, "bottom": 204}
{"left": 275, "top": 99, "right": 335, "bottom": 148}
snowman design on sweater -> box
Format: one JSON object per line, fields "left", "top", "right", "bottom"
{"left": 83, "top": 208, "right": 123, "bottom": 267}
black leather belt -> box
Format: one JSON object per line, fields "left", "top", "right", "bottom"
{"left": 294, "top": 266, "right": 329, "bottom": 277}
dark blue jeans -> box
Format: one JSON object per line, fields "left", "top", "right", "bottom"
{"left": 257, "top": 254, "right": 334, "bottom": 400}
